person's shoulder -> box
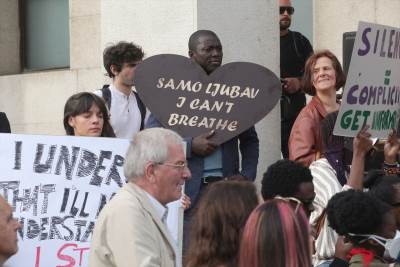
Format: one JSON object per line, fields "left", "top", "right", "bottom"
{"left": 309, "top": 158, "right": 330, "bottom": 170}
{"left": 290, "top": 30, "right": 311, "bottom": 42}
{"left": 295, "top": 102, "right": 316, "bottom": 121}
{"left": 102, "top": 185, "right": 143, "bottom": 213}
{"left": 301, "top": 96, "right": 325, "bottom": 116}
{"left": 93, "top": 89, "right": 102, "bottom": 96}
{"left": 93, "top": 84, "right": 111, "bottom": 96}
{"left": 309, "top": 158, "right": 338, "bottom": 184}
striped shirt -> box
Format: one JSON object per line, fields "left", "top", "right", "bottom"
{"left": 309, "top": 158, "right": 352, "bottom": 266}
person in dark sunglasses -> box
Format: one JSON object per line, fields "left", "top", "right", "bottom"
{"left": 279, "top": 0, "right": 314, "bottom": 160}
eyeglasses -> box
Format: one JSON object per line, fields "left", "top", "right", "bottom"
{"left": 155, "top": 161, "right": 189, "bottom": 171}
{"left": 274, "top": 196, "right": 303, "bottom": 213}
{"left": 279, "top": 6, "right": 294, "bottom": 15}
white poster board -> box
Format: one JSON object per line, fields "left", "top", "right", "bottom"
{"left": 0, "top": 134, "right": 182, "bottom": 267}
{"left": 334, "top": 21, "right": 400, "bottom": 138}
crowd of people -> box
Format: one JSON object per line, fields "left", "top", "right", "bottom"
{"left": 0, "top": 0, "right": 399, "bottom": 267}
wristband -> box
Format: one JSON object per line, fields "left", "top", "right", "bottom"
{"left": 383, "top": 161, "right": 400, "bottom": 175}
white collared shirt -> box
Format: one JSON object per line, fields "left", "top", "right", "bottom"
{"left": 144, "top": 191, "right": 168, "bottom": 224}
{"left": 94, "top": 84, "right": 148, "bottom": 139}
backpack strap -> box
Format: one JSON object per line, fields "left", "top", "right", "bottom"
{"left": 101, "top": 85, "right": 112, "bottom": 110}
{"left": 101, "top": 85, "right": 146, "bottom": 130}
{"left": 133, "top": 91, "right": 147, "bottom": 130}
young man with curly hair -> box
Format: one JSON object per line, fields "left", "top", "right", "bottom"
{"left": 261, "top": 159, "right": 315, "bottom": 218}
{"left": 95, "top": 41, "right": 148, "bottom": 139}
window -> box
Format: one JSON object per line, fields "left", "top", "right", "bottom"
{"left": 22, "top": 0, "right": 69, "bottom": 71}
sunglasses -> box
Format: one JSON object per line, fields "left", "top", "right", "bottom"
{"left": 279, "top": 6, "right": 295, "bottom": 15}
{"left": 275, "top": 196, "right": 303, "bottom": 213}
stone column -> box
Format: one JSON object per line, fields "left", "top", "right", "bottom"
{"left": 101, "top": 0, "right": 281, "bottom": 185}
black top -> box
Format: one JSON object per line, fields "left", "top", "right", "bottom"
{"left": 0, "top": 112, "right": 11, "bottom": 133}
{"left": 280, "top": 30, "right": 314, "bottom": 121}
{"left": 280, "top": 30, "right": 313, "bottom": 78}
{"left": 330, "top": 257, "right": 349, "bottom": 267}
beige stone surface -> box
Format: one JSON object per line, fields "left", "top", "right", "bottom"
{"left": 12, "top": 122, "right": 65, "bottom": 136}
{"left": 0, "top": 0, "right": 20, "bottom": 75}
{"left": 0, "top": 70, "right": 77, "bottom": 135}
{"left": 77, "top": 67, "right": 109, "bottom": 92}
{"left": 376, "top": 0, "right": 400, "bottom": 28}
{"left": 314, "top": 0, "right": 400, "bottom": 63}
{"left": 70, "top": 0, "right": 100, "bottom": 18}
{"left": 70, "top": 15, "right": 101, "bottom": 69}
{"left": 101, "top": 0, "right": 196, "bottom": 57}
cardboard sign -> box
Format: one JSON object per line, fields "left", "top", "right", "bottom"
{"left": 334, "top": 21, "right": 400, "bottom": 138}
{"left": 0, "top": 134, "right": 182, "bottom": 267}
{"left": 134, "top": 54, "right": 281, "bottom": 144}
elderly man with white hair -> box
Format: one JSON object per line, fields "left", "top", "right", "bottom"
{"left": 89, "top": 128, "right": 191, "bottom": 267}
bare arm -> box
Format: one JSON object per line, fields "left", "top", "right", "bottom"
{"left": 346, "top": 126, "right": 373, "bottom": 190}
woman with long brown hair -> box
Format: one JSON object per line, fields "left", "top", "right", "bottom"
{"left": 289, "top": 50, "right": 346, "bottom": 166}
{"left": 63, "top": 92, "right": 115, "bottom": 137}
{"left": 185, "top": 180, "right": 259, "bottom": 267}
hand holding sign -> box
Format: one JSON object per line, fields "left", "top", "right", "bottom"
{"left": 352, "top": 125, "right": 373, "bottom": 157}
{"left": 334, "top": 22, "right": 400, "bottom": 138}
{"left": 134, "top": 54, "right": 281, "bottom": 145}
{"left": 192, "top": 130, "right": 217, "bottom": 156}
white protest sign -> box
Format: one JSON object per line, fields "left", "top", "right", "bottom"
{"left": 334, "top": 21, "right": 400, "bottom": 138}
{"left": 0, "top": 134, "right": 182, "bottom": 267}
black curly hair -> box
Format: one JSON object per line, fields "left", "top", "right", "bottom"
{"left": 326, "top": 190, "right": 391, "bottom": 243}
{"left": 103, "top": 41, "right": 144, "bottom": 78}
{"left": 261, "top": 159, "right": 313, "bottom": 200}
{"left": 368, "top": 174, "right": 400, "bottom": 206}
{"left": 363, "top": 169, "right": 386, "bottom": 188}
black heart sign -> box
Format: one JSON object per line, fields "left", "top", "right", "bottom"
{"left": 135, "top": 54, "right": 281, "bottom": 145}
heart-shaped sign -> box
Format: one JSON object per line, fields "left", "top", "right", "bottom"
{"left": 135, "top": 54, "right": 281, "bottom": 145}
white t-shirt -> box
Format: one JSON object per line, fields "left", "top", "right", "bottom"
{"left": 94, "top": 84, "right": 148, "bottom": 139}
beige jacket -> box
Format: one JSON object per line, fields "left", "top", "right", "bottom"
{"left": 89, "top": 183, "right": 176, "bottom": 267}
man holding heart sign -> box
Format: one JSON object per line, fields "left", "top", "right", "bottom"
{"left": 146, "top": 30, "right": 259, "bottom": 251}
